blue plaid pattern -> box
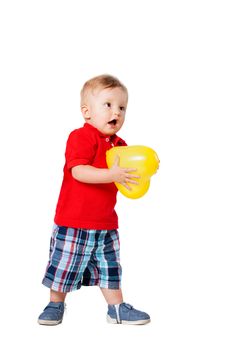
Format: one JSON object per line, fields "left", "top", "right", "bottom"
{"left": 42, "top": 224, "right": 122, "bottom": 292}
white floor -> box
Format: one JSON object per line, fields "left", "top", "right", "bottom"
{"left": 1, "top": 1, "right": 233, "bottom": 349}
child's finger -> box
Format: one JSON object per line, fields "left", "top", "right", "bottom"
{"left": 127, "top": 173, "right": 140, "bottom": 179}
{"left": 127, "top": 179, "right": 139, "bottom": 185}
{"left": 113, "top": 155, "right": 120, "bottom": 166}
{"left": 124, "top": 168, "right": 138, "bottom": 173}
{"left": 122, "top": 182, "right": 132, "bottom": 191}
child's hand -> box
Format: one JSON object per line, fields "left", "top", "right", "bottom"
{"left": 109, "top": 155, "right": 140, "bottom": 191}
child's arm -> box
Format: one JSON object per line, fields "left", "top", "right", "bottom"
{"left": 71, "top": 156, "right": 139, "bottom": 190}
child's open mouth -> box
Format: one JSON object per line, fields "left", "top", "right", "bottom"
{"left": 108, "top": 119, "right": 117, "bottom": 126}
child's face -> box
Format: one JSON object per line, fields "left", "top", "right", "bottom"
{"left": 82, "top": 87, "right": 128, "bottom": 136}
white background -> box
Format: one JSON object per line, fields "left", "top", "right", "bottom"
{"left": 0, "top": 0, "right": 233, "bottom": 349}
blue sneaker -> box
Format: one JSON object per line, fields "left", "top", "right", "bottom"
{"left": 38, "top": 302, "right": 65, "bottom": 326}
{"left": 107, "top": 302, "right": 150, "bottom": 325}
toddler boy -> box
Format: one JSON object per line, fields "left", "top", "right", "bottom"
{"left": 38, "top": 74, "right": 150, "bottom": 325}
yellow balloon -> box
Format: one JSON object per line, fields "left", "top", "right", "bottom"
{"left": 106, "top": 145, "right": 160, "bottom": 199}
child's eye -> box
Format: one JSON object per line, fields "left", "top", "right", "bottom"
{"left": 104, "top": 102, "right": 111, "bottom": 108}
{"left": 120, "top": 106, "right": 125, "bottom": 111}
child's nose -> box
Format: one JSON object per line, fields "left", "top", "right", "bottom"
{"left": 113, "top": 109, "right": 120, "bottom": 116}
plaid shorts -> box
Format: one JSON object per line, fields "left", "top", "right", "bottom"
{"left": 42, "top": 224, "right": 122, "bottom": 292}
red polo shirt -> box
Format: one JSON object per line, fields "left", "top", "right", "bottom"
{"left": 54, "top": 123, "right": 127, "bottom": 229}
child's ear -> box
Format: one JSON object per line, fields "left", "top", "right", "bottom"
{"left": 81, "top": 105, "right": 91, "bottom": 121}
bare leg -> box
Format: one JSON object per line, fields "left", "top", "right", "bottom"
{"left": 50, "top": 289, "right": 67, "bottom": 302}
{"left": 100, "top": 288, "right": 123, "bottom": 305}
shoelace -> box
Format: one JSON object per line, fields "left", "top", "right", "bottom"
{"left": 44, "top": 303, "right": 66, "bottom": 312}
{"left": 122, "top": 303, "right": 133, "bottom": 310}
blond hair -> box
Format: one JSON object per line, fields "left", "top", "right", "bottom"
{"left": 80, "top": 74, "right": 128, "bottom": 106}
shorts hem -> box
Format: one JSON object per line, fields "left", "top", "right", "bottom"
{"left": 83, "top": 278, "right": 121, "bottom": 289}
{"left": 42, "top": 278, "right": 82, "bottom": 293}
{"left": 42, "top": 278, "right": 121, "bottom": 292}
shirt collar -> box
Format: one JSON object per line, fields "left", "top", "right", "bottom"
{"left": 83, "top": 122, "right": 124, "bottom": 146}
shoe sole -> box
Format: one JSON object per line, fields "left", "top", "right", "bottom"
{"left": 38, "top": 319, "right": 62, "bottom": 326}
{"left": 107, "top": 315, "right": 150, "bottom": 325}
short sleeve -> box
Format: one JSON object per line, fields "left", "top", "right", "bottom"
{"left": 65, "top": 129, "right": 96, "bottom": 170}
